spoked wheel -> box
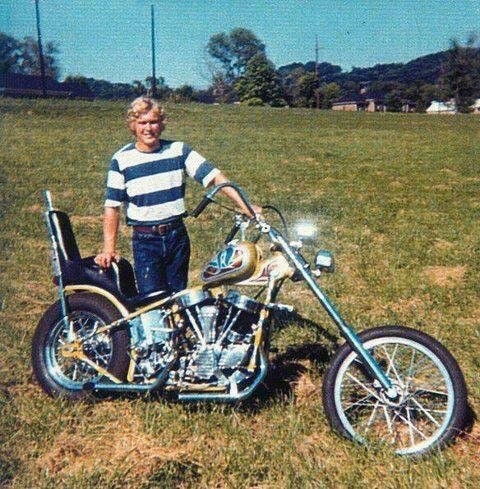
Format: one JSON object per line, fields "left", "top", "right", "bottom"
{"left": 32, "top": 293, "right": 130, "bottom": 399}
{"left": 322, "top": 325, "right": 468, "bottom": 455}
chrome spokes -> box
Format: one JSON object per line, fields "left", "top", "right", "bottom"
{"left": 336, "top": 338, "right": 454, "bottom": 454}
{"left": 47, "top": 312, "right": 113, "bottom": 388}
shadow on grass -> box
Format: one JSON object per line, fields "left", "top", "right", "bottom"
{"left": 98, "top": 311, "right": 339, "bottom": 412}
{"left": 173, "top": 311, "right": 339, "bottom": 413}
{"left": 461, "top": 402, "right": 477, "bottom": 437}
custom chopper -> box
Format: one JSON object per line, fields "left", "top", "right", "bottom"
{"left": 32, "top": 183, "right": 468, "bottom": 455}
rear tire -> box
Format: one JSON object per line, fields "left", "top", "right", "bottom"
{"left": 32, "top": 293, "right": 130, "bottom": 399}
{"left": 322, "top": 325, "right": 468, "bottom": 455}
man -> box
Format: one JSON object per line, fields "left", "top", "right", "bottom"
{"left": 95, "top": 96, "right": 260, "bottom": 295}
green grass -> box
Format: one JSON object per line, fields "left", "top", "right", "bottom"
{"left": 0, "top": 98, "right": 479, "bottom": 487}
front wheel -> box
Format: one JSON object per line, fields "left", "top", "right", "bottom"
{"left": 322, "top": 325, "right": 468, "bottom": 455}
{"left": 32, "top": 293, "right": 130, "bottom": 399}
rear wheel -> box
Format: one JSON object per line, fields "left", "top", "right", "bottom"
{"left": 322, "top": 325, "right": 468, "bottom": 455}
{"left": 32, "top": 293, "right": 130, "bottom": 399}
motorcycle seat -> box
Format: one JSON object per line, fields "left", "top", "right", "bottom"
{"left": 47, "top": 209, "right": 169, "bottom": 310}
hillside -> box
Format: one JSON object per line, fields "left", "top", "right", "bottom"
{"left": 278, "top": 50, "right": 451, "bottom": 86}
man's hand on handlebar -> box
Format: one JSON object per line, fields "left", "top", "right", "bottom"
{"left": 250, "top": 204, "right": 263, "bottom": 218}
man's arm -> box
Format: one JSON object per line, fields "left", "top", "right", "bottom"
{"left": 94, "top": 206, "right": 120, "bottom": 268}
{"left": 211, "top": 172, "right": 262, "bottom": 217}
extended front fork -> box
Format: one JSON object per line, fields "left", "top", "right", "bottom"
{"left": 270, "top": 230, "right": 398, "bottom": 399}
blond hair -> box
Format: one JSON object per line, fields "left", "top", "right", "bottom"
{"left": 126, "top": 96, "right": 165, "bottom": 134}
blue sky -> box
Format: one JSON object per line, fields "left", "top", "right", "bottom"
{"left": 2, "top": 1, "right": 479, "bottom": 88}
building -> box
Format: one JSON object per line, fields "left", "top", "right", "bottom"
{"left": 470, "top": 99, "right": 480, "bottom": 114}
{"left": 332, "top": 91, "right": 387, "bottom": 112}
{"left": 425, "top": 100, "right": 457, "bottom": 114}
{"left": 0, "top": 73, "right": 92, "bottom": 99}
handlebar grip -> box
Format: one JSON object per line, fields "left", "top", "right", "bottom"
{"left": 190, "top": 196, "right": 212, "bottom": 218}
{"left": 224, "top": 224, "right": 240, "bottom": 244}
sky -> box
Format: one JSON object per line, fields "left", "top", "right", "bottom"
{"left": 1, "top": 0, "right": 479, "bottom": 88}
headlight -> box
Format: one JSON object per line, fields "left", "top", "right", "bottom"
{"left": 315, "top": 250, "right": 334, "bottom": 273}
{"left": 294, "top": 221, "right": 317, "bottom": 241}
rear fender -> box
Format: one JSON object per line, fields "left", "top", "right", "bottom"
{"left": 64, "top": 285, "right": 129, "bottom": 317}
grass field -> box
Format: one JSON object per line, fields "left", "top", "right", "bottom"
{"left": 0, "top": 97, "right": 479, "bottom": 488}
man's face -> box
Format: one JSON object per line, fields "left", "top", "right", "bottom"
{"left": 133, "top": 110, "right": 164, "bottom": 151}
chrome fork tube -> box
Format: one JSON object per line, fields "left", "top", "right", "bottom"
{"left": 270, "top": 230, "right": 396, "bottom": 397}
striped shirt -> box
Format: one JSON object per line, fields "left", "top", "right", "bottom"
{"left": 105, "top": 140, "right": 219, "bottom": 225}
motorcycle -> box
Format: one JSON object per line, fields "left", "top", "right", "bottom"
{"left": 32, "top": 183, "right": 468, "bottom": 455}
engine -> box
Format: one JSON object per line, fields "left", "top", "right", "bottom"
{"left": 128, "top": 289, "right": 263, "bottom": 389}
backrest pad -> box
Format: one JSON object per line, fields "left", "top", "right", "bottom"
{"left": 48, "top": 210, "right": 81, "bottom": 263}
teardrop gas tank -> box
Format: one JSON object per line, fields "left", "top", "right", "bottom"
{"left": 201, "top": 241, "right": 259, "bottom": 286}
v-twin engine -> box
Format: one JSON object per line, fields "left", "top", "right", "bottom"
{"left": 129, "top": 289, "right": 263, "bottom": 388}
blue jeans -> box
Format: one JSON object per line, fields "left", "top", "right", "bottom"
{"left": 132, "top": 224, "right": 190, "bottom": 295}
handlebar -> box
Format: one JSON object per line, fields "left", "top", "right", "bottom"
{"left": 190, "top": 195, "right": 213, "bottom": 218}
{"left": 224, "top": 222, "right": 241, "bottom": 244}
{"left": 190, "top": 182, "right": 256, "bottom": 219}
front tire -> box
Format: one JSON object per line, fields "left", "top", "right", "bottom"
{"left": 32, "top": 293, "right": 130, "bottom": 399}
{"left": 322, "top": 325, "right": 468, "bottom": 455}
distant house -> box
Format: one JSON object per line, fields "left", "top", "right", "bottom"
{"left": 470, "top": 99, "right": 480, "bottom": 114}
{"left": 0, "top": 73, "right": 93, "bottom": 99}
{"left": 332, "top": 91, "right": 387, "bottom": 112}
{"left": 426, "top": 100, "right": 457, "bottom": 114}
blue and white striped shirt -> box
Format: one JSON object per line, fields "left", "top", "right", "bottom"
{"left": 105, "top": 140, "right": 219, "bottom": 225}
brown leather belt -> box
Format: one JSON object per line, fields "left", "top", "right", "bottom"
{"left": 133, "top": 220, "right": 183, "bottom": 235}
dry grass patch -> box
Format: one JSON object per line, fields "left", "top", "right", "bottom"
{"left": 452, "top": 423, "right": 480, "bottom": 470}
{"left": 35, "top": 402, "right": 195, "bottom": 483}
{"left": 292, "top": 372, "right": 318, "bottom": 407}
{"left": 422, "top": 266, "right": 466, "bottom": 288}
{"left": 433, "top": 239, "right": 455, "bottom": 251}
{"left": 386, "top": 295, "right": 431, "bottom": 316}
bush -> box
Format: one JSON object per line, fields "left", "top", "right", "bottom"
{"left": 242, "top": 97, "right": 264, "bottom": 106}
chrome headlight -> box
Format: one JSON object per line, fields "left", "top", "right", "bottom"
{"left": 294, "top": 221, "right": 317, "bottom": 243}
{"left": 315, "top": 250, "right": 334, "bottom": 273}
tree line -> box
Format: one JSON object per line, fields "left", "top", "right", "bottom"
{"left": 1, "top": 29, "right": 479, "bottom": 112}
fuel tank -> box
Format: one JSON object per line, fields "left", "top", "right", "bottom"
{"left": 201, "top": 241, "right": 259, "bottom": 286}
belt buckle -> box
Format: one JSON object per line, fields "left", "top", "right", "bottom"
{"left": 156, "top": 224, "right": 168, "bottom": 235}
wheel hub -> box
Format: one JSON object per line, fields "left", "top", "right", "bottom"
{"left": 59, "top": 340, "right": 84, "bottom": 359}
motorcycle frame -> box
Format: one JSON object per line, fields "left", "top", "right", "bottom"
{"left": 43, "top": 186, "right": 397, "bottom": 400}
{"left": 205, "top": 183, "right": 397, "bottom": 398}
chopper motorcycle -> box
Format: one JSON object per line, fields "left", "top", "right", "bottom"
{"left": 32, "top": 182, "right": 468, "bottom": 455}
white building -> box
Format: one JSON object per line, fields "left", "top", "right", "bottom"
{"left": 470, "top": 99, "right": 480, "bottom": 114}
{"left": 426, "top": 100, "right": 457, "bottom": 114}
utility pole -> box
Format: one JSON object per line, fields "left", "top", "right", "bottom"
{"left": 35, "top": 0, "right": 47, "bottom": 97}
{"left": 315, "top": 35, "right": 322, "bottom": 109}
{"left": 150, "top": 4, "right": 157, "bottom": 97}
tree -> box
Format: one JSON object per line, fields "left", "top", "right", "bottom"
{"left": 145, "top": 76, "right": 171, "bottom": 99}
{"left": 16, "top": 36, "right": 60, "bottom": 79}
{"left": 64, "top": 74, "right": 89, "bottom": 88}
{"left": 0, "top": 32, "right": 60, "bottom": 78}
{"left": 278, "top": 66, "right": 309, "bottom": 106}
{"left": 319, "top": 82, "right": 341, "bottom": 108}
{"left": 440, "top": 35, "right": 480, "bottom": 112}
{"left": 384, "top": 90, "right": 403, "bottom": 112}
{"left": 234, "top": 53, "right": 284, "bottom": 106}
{"left": 132, "top": 79, "right": 146, "bottom": 96}
{"left": 173, "top": 84, "right": 195, "bottom": 102}
{"left": 210, "top": 73, "right": 237, "bottom": 103}
{"left": 418, "top": 83, "right": 441, "bottom": 112}
{"left": 207, "top": 28, "right": 265, "bottom": 83}
{"left": 0, "top": 32, "right": 20, "bottom": 73}
{"left": 296, "top": 71, "right": 317, "bottom": 107}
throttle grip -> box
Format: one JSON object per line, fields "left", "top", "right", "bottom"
{"left": 190, "top": 196, "right": 212, "bottom": 217}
